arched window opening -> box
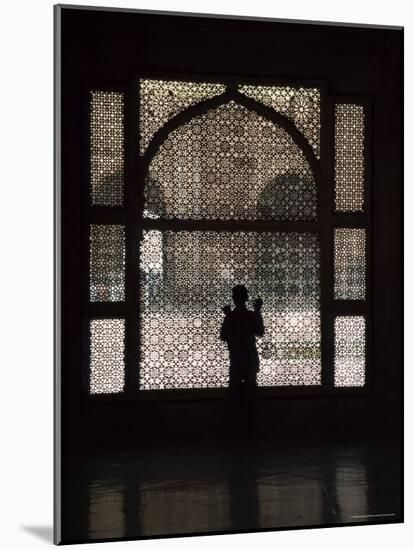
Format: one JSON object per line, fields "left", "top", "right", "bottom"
{"left": 139, "top": 97, "right": 321, "bottom": 390}
{"left": 144, "top": 100, "right": 318, "bottom": 221}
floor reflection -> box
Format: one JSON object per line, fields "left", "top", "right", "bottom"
{"left": 89, "top": 482, "right": 125, "bottom": 539}
{"left": 62, "top": 439, "right": 401, "bottom": 543}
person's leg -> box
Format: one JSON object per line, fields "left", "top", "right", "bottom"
{"left": 246, "top": 370, "right": 257, "bottom": 434}
{"left": 228, "top": 365, "right": 243, "bottom": 438}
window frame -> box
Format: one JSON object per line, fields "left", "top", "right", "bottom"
{"left": 82, "top": 72, "right": 373, "bottom": 402}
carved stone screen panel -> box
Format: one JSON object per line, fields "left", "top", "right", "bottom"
{"left": 89, "top": 319, "right": 125, "bottom": 394}
{"left": 139, "top": 230, "right": 321, "bottom": 389}
{"left": 334, "top": 228, "right": 366, "bottom": 300}
{"left": 139, "top": 79, "right": 226, "bottom": 154}
{"left": 239, "top": 85, "right": 321, "bottom": 157}
{"left": 90, "top": 224, "right": 125, "bottom": 302}
{"left": 334, "top": 316, "right": 366, "bottom": 387}
{"left": 335, "top": 104, "right": 365, "bottom": 212}
{"left": 146, "top": 101, "right": 317, "bottom": 221}
{"left": 90, "top": 91, "right": 125, "bottom": 206}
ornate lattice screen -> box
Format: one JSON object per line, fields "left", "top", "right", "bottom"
{"left": 140, "top": 231, "right": 321, "bottom": 389}
{"left": 335, "top": 104, "right": 365, "bottom": 211}
{"left": 85, "top": 79, "right": 370, "bottom": 394}
{"left": 90, "top": 224, "right": 125, "bottom": 302}
{"left": 239, "top": 85, "right": 320, "bottom": 157}
{"left": 90, "top": 91, "right": 125, "bottom": 206}
{"left": 139, "top": 79, "right": 226, "bottom": 154}
{"left": 138, "top": 78, "right": 322, "bottom": 390}
{"left": 334, "top": 228, "right": 366, "bottom": 300}
{"left": 145, "top": 101, "right": 317, "bottom": 221}
{"left": 89, "top": 319, "right": 125, "bottom": 394}
{"left": 332, "top": 101, "right": 368, "bottom": 387}
{"left": 334, "top": 316, "right": 365, "bottom": 387}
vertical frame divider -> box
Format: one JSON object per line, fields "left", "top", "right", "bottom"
{"left": 364, "top": 98, "right": 373, "bottom": 393}
{"left": 125, "top": 78, "right": 140, "bottom": 399}
{"left": 320, "top": 88, "right": 335, "bottom": 388}
{"left": 82, "top": 86, "right": 92, "bottom": 396}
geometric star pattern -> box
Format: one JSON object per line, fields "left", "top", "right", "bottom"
{"left": 90, "top": 319, "right": 125, "bottom": 394}
{"left": 335, "top": 103, "right": 365, "bottom": 211}
{"left": 239, "top": 84, "right": 321, "bottom": 157}
{"left": 139, "top": 230, "right": 321, "bottom": 389}
{"left": 334, "top": 228, "right": 366, "bottom": 300}
{"left": 90, "top": 91, "right": 124, "bottom": 206}
{"left": 334, "top": 316, "right": 365, "bottom": 387}
{"left": 139, "top": 79, "right": 226, "bottom": 155}
{"left": 146, "top": 101, "right": 317, "bottom": 221}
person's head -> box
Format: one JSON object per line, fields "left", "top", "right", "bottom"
{"left": 232, "top": 284, "right": 248, "bottom": 307}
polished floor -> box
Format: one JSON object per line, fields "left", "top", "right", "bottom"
{"left": 61, "top": 438, "right": 402, "bottom": 543}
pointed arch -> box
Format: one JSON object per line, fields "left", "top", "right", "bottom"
{"left": 142, "top": 93, "right": 320, "bottom": 221}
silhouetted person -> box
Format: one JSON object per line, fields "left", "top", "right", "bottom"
{"left": 220, "top": 284, "right": 264, "bottom": 435}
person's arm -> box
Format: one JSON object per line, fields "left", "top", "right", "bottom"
{"left": 253, "top": 297, "right": 264, "bottom": 337}
{"left": 220, "top": 306, "right": 231, "bottom": 342}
